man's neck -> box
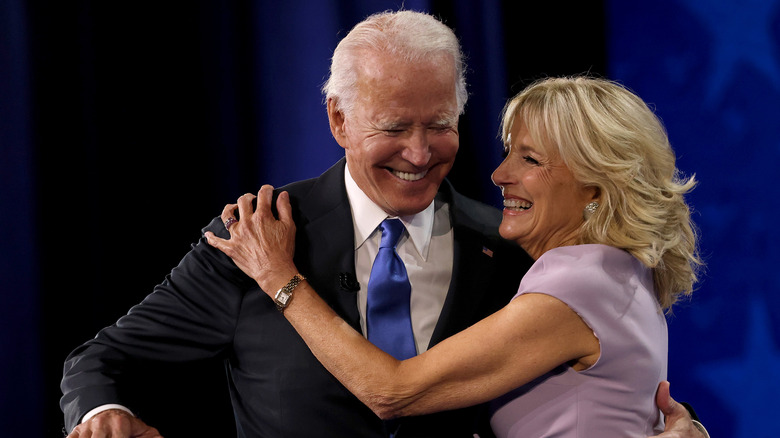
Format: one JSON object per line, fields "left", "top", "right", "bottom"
{"left": 344, "top": 164, "right": 435, "bottom": 258}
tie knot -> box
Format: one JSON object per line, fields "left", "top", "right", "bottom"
{"left": 379, "top": 219, "right": 405, "bottom": 249}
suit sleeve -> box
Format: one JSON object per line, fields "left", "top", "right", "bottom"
{"left": 60, "top": 216, "right": 251, "bottom": 431}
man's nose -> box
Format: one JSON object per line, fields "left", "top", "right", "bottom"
{"left": 401, "top": 129, "right": 431, "bottom": 166}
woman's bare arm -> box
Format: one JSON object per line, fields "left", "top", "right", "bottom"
{"left": 281, "top": 283, "right": 599, "bottom": 418}
{"left": 205, "top": 186, "right": 600, "bottom": 419}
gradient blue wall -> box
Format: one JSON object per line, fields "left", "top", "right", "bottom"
{"left": 1, "top": 1, "right": 776, "bottom": 437}
{"left": 609, "top": 1, "right": 780, "bottom": 437}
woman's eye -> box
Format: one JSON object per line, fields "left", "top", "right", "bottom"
{"left": 523, "top": 156, "right": 540, "bottom": 165}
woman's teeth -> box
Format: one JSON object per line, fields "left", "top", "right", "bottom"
{"left": 504, "top": 199, "right": 532, "bottom": 210}
{"left": 393, "top": 169, "right": 427, "bottom": 181}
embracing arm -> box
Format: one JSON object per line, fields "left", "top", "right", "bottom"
{"left": 272, "top": 281, "right": 596, "bottom": 418}
{"left": 205, "top": 186, "right": 599, "bottom": 419}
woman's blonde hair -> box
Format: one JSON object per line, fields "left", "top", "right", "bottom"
{"left": 501, "top": 76, "right": 702, "bottom": 311}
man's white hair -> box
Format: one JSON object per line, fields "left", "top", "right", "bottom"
{"left": 322, "top": 10, "right": 468, "bottom": 116}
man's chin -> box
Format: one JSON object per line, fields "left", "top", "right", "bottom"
{"left": 385, "top": 191, "right": 438, "bottom": 216}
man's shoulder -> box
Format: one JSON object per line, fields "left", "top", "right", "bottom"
{"left": 277, "top": 159, "right": 346, "bottom": 201}
{"left": 202, "top": 160, "right": 346, "bottom": 236}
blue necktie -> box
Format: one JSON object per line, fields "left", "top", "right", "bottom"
{"left": 366, "top": 218, "right": 416, "bottom": 360}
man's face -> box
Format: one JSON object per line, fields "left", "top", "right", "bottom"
{"left": 328, "top": 52, "right": 459, "bottom": 217}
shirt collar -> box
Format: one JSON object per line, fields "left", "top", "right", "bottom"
{"left": 345, "top": 165, "right": 434, "bottom": 260}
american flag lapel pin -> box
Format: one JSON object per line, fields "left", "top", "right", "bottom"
{"left": 482, "top": 246, "right": 494, "bottom": 257}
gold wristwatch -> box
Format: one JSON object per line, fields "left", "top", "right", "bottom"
{"left": 274, "top": 274, "right": 305, "bottom": 312}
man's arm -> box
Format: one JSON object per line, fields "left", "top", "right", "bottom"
{"left": 650, "top": 381, "right": 710, "bottom": 438}
{"left": 61, "top": 217, "right": 246, "bottom": 433}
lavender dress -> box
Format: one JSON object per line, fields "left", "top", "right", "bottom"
{"left": 490, "top": 244, "right": 667, "bottom": 437}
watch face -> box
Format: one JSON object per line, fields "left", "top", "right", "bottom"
{"left": 277, "top": 292, "right": 290, "bottom": 306}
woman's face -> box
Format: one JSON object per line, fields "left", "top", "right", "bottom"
{"left": 491, "top": 119, "right": 597, "bottom": 259}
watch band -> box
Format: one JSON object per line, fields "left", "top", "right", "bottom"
{"left": 274, "top": 274, "right": 305, "bottom": 312}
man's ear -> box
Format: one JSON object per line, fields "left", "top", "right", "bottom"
{"left": 327, "top": 98, "right": 347, "bottom": 149}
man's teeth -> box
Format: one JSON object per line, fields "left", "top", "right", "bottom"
{"left": 393, "top": 169, "right": 427, "bottom": 181}
{"left": 504, "top": 199, "right": 532, "bottom": 210}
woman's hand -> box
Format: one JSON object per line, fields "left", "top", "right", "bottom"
{"left": 205, "top": 185, "right": 299, "bottom": 295}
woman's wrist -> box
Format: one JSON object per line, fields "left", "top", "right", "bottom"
{"left": 257, "top": 267, "right": 300, "bottom": 298}
{"left": 271, "top": 273, "right": 306, "bottom": 313}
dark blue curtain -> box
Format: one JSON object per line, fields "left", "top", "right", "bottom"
{"left": 11, "top": 1, "right": 774, "bottom": 437}
{"left": 0, "top": 0, "right": 42, "bottom": 434}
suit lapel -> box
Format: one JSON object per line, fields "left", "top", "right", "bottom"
{"left": 293, "top": 159, "right": 362, "bottom": 331}
{"left": 428, "top": 182, "right": 504, "bottom": 348}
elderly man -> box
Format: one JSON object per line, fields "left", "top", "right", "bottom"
{"left": 61, "top": 10, "right": 705, "bottom": 438}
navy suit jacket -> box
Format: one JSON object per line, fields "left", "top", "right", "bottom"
{"left": 61, "top": 159, "right": 532, "bottom": 437}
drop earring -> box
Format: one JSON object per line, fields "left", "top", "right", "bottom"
{"left": 583, "top": 201, "right": 599, "bottom": 220}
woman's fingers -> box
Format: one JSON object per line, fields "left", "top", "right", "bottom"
{"left": 276, "top": 191, "right": 293, "bottom": 227}
{"left": 206, "top": 185, "right": 299, "bottom": 292}
{"left": 255, "top": 185, "right": 275, "bottom": 221}
{"left": 236, "top": 192, "right": 257, "bottom": 225}
{"left": 222, "top": 203, "right": 238, "bottom": 230}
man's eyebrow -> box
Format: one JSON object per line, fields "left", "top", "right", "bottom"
{"left": 387, "top": 121, "right": 411, "bottom": 130}
{"left": 431, "top": 113, "right": 459, "bottom": 126}
{"left": 373, "top": 118, "right": 407, "bottom": 129}
{"left": 431, "top": 118, "right": 454, "bottom": 126}
{"left": 373, "top": 112, "right": 458, "bottom": 129}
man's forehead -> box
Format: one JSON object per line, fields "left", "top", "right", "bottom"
{"left": 357, "top": 106, "right": 459, "bottom": 125}
{"left": 352, "top": 86, "right": 459, "bottom": 120}
{"left": 356, "top": 52, "right": 456, "bottom": 87}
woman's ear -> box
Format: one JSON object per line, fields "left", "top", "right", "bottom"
{"left": 590, "top": 186, "right": 601, "bottom": 202}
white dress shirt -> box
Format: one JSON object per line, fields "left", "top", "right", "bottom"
{"left": 344, "top": 166, "right": 454, "bottom": 354}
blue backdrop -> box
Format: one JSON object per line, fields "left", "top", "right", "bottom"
{"left": 1, "top": 1, "right": 776, "bottom": 437}
{"left": 609, "top": 1, "right": 780, "bottom": 437}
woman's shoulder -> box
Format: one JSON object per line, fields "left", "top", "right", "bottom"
{"left": 531, "top": 243, "right": 633, "bottom": 274}
{"left": 518, "top": 244, "right": 646, "bottom": 297}
{"left": 537, "top": 244, "right": 629, "bottom": 264}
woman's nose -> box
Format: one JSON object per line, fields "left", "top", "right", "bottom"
{"left": 492, "top": 158, "right": 509, "bottom": 187}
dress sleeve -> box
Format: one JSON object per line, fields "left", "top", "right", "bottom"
{"left": 513, "top": 245, "right": 661, "bottom": 371}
